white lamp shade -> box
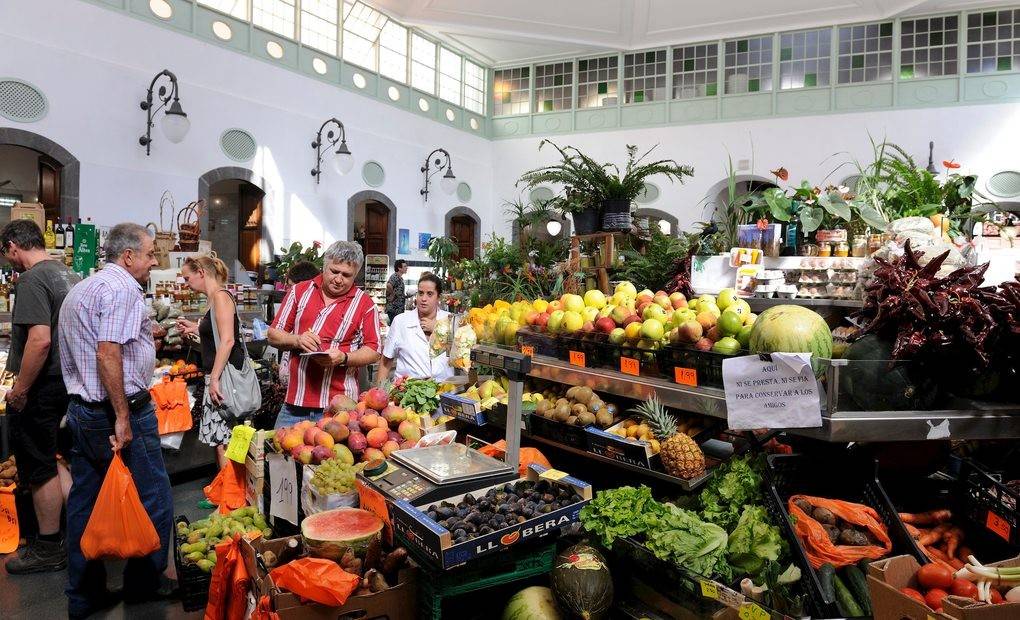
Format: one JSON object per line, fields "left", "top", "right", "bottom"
{"left": 546, "top": 219, "right": 562, "bottom": 236}
{"left": 161, "top": 111, "right": 190, "bottom": 144}
{"left": 333, "top": 150, "right": 354, "bottom": 175}
{"left": 658, "top": 219, "right": 672, "bottom": 234}
{"left": 440, "top": 174, "right": 457, "bottom": 195}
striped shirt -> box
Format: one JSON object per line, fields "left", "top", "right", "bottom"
{"left": 58, "top": 263, "right": 155, "bottom": 402}
{"left": 271, "top": 275, "right": 381, "bottom": 408}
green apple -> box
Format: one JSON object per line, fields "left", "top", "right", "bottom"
{"left": 615, "top": 281, "right": 637, "bottom": 298}
{"left": 642, "top": 304, "right": 668, "bottom": 323}
{"left": 547, "top": 310, "right": 565, "bottom": 334}
{"left": 712, "top": 336, "right": 741, "bottom": 356}
{"left": 582, "top": 306, "right": 599, "bottom": 323}
{"left": 608, "top": 327, "right": 626, "bottom": 344}
{"left": 563, "top": 310, "right": 584, "bottom": 333}
{"left": 717, "top": 288, "right": 738, "bottom": 311}
{"left": 736, "top": 324, "right": 753, "bottom": 348}
{"left": 700, "top": 302, "right": 722, "bottom": 318}
{"left": 599, "top": 304, "right": 616, "bottom": 319}
{"left": 583, "top": 289, "right": 607, "bottom": 309}
{"left": 563, "top": 294, "right": 585, "bottom": 314}
{"left": 640, "top": 319, "right": 665, "bottom": 342}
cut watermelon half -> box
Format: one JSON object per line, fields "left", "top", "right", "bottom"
{"left": 301, "top": 508, "right": 383, "bottom": 561}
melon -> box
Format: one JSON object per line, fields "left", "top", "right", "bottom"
{"left": 502, "top": 586, "right": 562, "bottom": 620}
{"left": 301, "top": 508, "right": 383, "bottom": 561}
{"left": 748, "top": 305, "right": 832, "bottom": 376}
{"left": 551, "top": 544, "right": 613, "bottom": 620}
{"left": 840, "top": 335, "right": 937, "bottom": 411}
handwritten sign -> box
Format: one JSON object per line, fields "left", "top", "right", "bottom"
{"left": 568, "top": 350, "right": 586, "bottom": 367}
{"left": 0, "top": 484, "right": 18, "bottom": 553}
{"left": 738, "top": 602, "right": 770, "bottom": 620}
{"left": 986, "top": 510, "right": 1012, "bottom": 542}
{"left": 268, "top": 453, "right": 298, "bottom": 525}
{"left": 699, "top": 579, "right": 719, "bottom": 600}
{"left": 225, "top": 425, "right": 256, "bottom": 464}
{"left": 723, "top": 353, "right": 821, "bottom": 430}
{"left": 620, "top": 357, "right": 639, "bottom": 376}
{"left": 539, "top": 468, "right": 568, "bottom": 481}
{"left": 358, "top": 481, "right": 392, "bottom": 545}
{"left": 520, "top": 345, "right": 534, "bottom": 357}
{"left": 674, "top": 367, "right": 697, "bottom": 387}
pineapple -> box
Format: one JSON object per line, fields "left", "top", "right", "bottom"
{"left": 630, "top": 396, "right": 705, "bottom": 479}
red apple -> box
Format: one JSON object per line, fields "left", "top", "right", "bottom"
{"left": 533, "top": 312, "right": 550, "bottom": 329}
{"left": 695, "top": 337, "right": 713, "bottom": 352}
{"left": 595, "top": 316, "right": 617, "bottom": 334}
{"left": 580, "top": 321, "right": 595, "bottom": 333}
{"left": 669, "top": 292, "right": 688, "bottom": 309}
{"left": 620, "top": 314, "right": 641, "bottom": 328}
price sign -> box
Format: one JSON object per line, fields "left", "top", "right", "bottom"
{"left": 674, "top": 367, "right": 698, "bottom": 386}
{"left": 738, "top": 602, "right": 770, "bottom": 620}
{"left": 224, "top": 424, "right": 256, "bottom": 464}
{"left": 358, "top": 481, "right": 392, "bottom": 545}
{"left": 0, "top": 483, "right": 19, "bottom": 554}
{"left": 568, "top": 350, "right": 586, "bottom": 367}
{"left": 520, "top": 345, "right": 534, "bottom": 357}
{"left": 699, "top": 579, "right": 719, "bottom": 600}
{"left": 268, "top": 453, "right": 298, "bottom": 525}
{"left": 539, "top": 468, "right": 569, "bottom": 481}
{"left": 620, "top": 356, "right": 640, "bottom": 376}
{"left": 986, "top": 510, "right": 1012, "bottom": 542}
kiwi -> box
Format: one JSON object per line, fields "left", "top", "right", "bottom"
{"left": 605, "top": 403, "right": 618, "bottom": 417}
{"left": 565, "top": 386, "right": 580, "bottom": 400}
{"left": 577, "top": 411, "right": 596, "bottom": 426}
{"left": 556, "top": 398, "right": 569, "bottom": 408}
{"left": 571, "top": 404, "right": 588, "bottom": 417}
{"left": 595, "top": 410, "right": 613, "bottom": 428}
{"left": 574, "top": 387, "right": 593, "bottom": 405}
{"left": 566, "top": 415, "right": 578, "bottom": 426}
{"left": 535, "top": 400, "right": 550, "bottom": 415}
{"left": 587, "top": 397, "right": 604, "bottom": 412}
{"left": 553, "top": 404, "right": 571, "bottom": 423}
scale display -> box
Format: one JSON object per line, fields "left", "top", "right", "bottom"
{"left": 364, "top": 444, "right": 517, "bottom": 504}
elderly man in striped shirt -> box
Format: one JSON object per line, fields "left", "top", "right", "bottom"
{"left": 58, "top": 223, "right": 172, "bottom": 619}
{"left": 268, "top": 240, "right": 382, "bottom": 429}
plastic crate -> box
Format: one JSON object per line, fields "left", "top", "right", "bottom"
{"left": 528, "top": 414, "right": 591, "bottom": 449}
{"left": 173, "top": 515, "right": 211, "bottom": 613}
{"left": 763, "top": 454, "right": 925, "bottom": 619}
{"left": 961, "top": 457, "right": 1020, "bottom": 548}
{"left": 602, "top": 341, "right": 664, "bottom": 377}
{"left": 556, "top": 333, "right": 608, "bottom": 369}
{"left": 657, "top": 345, "right": 736, "bottom": 389}
{"left": 515, "top": 328, "right": 560, "bottom": 358}
{"left": 412, "top": 542, "right": 556, "bottom": 620}
{"left": 607, "top": 537, "right": 724, "bottom": 617}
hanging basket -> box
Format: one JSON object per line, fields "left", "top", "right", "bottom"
{"left": 150, "top": 191, "right": 177, "bottom": 267}
{"left": 175, "top": 199, "right": 204, "bottom": 252}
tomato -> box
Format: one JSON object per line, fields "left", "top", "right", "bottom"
{"left": 917, "top": 563, "right": 955, "bottom": 590}
{"left": 925, "top": 588, "right": 949, "bottom": 611}
{"left": 900, "top": 587, "right": 927, "bottom": 606}
{"left": 950, "top": 578, "right": 978, "bottom": 599}
{"left": 990, "top": 588, "right": 1004, "bottom": 604}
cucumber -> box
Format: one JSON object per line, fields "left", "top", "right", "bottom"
{"left": 843, "top": 565, "right": 872, "bottom": 615}
{"left": 818, "top": 563, "right": 836, "bottom": 603}
{"left": 834, "top": 574, "right": 864, "bottom": 617}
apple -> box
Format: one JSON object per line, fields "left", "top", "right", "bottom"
{"left": 615, "top": 281, "right": 637, "bottom": 298}
{"left": 640, "top": 319, "right": 665, "bottom": 341}
{"left": 679, "top": 320, "right": 703, "bottom": 343}
{"left": 595, "top": 316, "right": 617, "bottom": 334}
{"left": 697, "top": 311, "right": 718, "bottom": 331}
{"left": 653, "top": 292, "right": 671, "bottom": 310}
{"left": 669, "top": 292, "right": 688, "bottom": 309}
{"left": 624, "top": 321, "right": 643, "bottom": 342}
{"left": 700, "top": 303, "right": 722, "bottom": 318}
{"left": 611, "top": 305, "right": 633, "bottom": 325}
{"left": 582, "top": 306, "right": 599, "bottom": 323}
{"left": 694, "top": 337, "right": 714, "bottom": 352}
{"left": 635, "top": 300, "right": 652, "bottom": 318}
{"left": 583, "top": 289, "right": 607, "bottom": 309}
{"left": 636, "top": 289, "right": 654, "bottom": 305}
{"left": 533, "top": 312, "right": 550, "bottom": 329}
{"left": 706, "top": 325, "right": 722, "bottom": 342}
{"left": 698, "top": 294, "right": 717, "bottom": 307}
{"left": 608, "top": 327, "right": 626, "bottom": 344}
{"left": 547, "top": 310, "right": 565, "bottom": 334}
{"left": 642, "top": 304, "right": 668, "bottom": 323}
{"left": 562, "top": 310, "right": 584, "bottom": 333}
{"left": 580, "top": 321, "right": 595, "bottom": 333}
{"left": 533, "top": 299, "right": 549, "bottom": 313}
{"left": 563, "top": 294, "right": 585, "bottom": 314}
{"left": 522, "top": 310, "right": 538, "bottom": 325}
{"left": 620, "top": 314, "right": 641, "bottom": 328}
{"left": 717, "top": 288, "right": 738, "bottom": 311}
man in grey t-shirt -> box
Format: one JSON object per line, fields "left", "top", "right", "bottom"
{"left": 1, "top": 219, "right": 80, "bottom": 575}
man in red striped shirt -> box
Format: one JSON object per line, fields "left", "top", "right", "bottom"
{"left": 268, "top": 241, "right": 381, "bottom": 429}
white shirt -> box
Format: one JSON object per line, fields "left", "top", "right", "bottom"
{"left": 383, "top": 309, "right": 454, "bottom": 382}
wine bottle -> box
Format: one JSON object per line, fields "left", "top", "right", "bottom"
{"left": 55, "top": 218, "right": 65, "bottom": 250}
{"left": 44, "top": 220, "right": 55, "bottom": 249}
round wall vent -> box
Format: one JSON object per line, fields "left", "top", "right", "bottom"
{"left": 634, "top": 182, "right": 660, "bottom": 204}
{"left": 986, "top": 171, "right": 1020, "bottom": 198}
{"left": 840, "top": 174, "right": 862, "bottom": 193}
{"left": 457, "top": 182, "right": 472, "bottom": 202}
{"left": 0, "top": 79, "right": 48, "bottom": 122}
{"left": 362, "top": 161, "right": 385, "bottom": 187}
{"left": 529, "top": 186, "right": 554, "bottom": 206}
{"left": 220, "top": 128, "right": 257, "bottom": 162}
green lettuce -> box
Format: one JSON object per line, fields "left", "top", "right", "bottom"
{"left": 699, "top": 454, "right": 764, "bottom": 531}
{"left": 644, "top": 503, "right": 732, "bottom": 582}
{"left": 580, "top": 485, "right": 662, "bottom": 547}
{"left": 726, "top": 505, "right": 786, "bottom": 576}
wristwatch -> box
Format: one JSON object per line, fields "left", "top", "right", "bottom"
{"left": 339, "top": 351, "right": 349, "bottom": 366}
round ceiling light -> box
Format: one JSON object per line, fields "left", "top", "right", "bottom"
{"left": 469, "top": 118, "right": 480, "bottom": 130}
{"left": 312, "top": 58, "right": 328, "bottom": 75}
{"left": 212, "top": 20, "right": 232, "bottom": 41}
{"left": 445, "top": 109, "right": 456, "bottom": 122}
{"left": 418, "top": 98, "right": 429, "bottom": 112}
{"left": 266, "top": 41, "right": 284, "bottom": 59}
{"left": 352, "top": 73, "right": 367, "bottom": 89}
{"left": 387, "top": 86, "right": 400, "bottom": 101}
{"left": 149, "top": 0, "right": 172, "bottom": 20}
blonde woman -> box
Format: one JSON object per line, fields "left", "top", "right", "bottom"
{"left": 176, "top": 255, "right": 246, "bottom": 468}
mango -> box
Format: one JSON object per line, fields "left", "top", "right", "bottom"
{"left": 197, "top": 559, "right": 215, "bottom": 573}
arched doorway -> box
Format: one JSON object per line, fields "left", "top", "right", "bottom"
{"left": 198, "top": 167, "right": 270, "bottom": 278}
{"left": 634, "top": 207, "right": 679, "bottom": 236}
{"left": 444, "top": 206, "right": 481, "bottom": 259}
{"left": 347, "top": 190, "right": 397, "bottom": 259}
{"left": 0, "top": 128, "right": 79, "bottom": 223}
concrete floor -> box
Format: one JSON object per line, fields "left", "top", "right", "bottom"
{"left": 0, "top": 477, "right": 210, "bottom": 620}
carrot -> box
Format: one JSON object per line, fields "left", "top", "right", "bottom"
{"left": 898, "top": 509, "right": 952, "bottom": 526}
{"left": 957, "top": 545, "right": 973, "bottom": 563}
{"left": 949, "top": 557, "right": 965, "bottom": 570}
{"left": 943, "top": 526, "right": 963, "bottom": 558}
{"left": 918, "top": 525, "right": 947, "bottom": 546}
{"left": 904, "top": 523, "right": 921, "bottom": 539}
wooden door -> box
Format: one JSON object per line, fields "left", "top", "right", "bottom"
{"left": 363, "top": 201, "right": 389, "bottom": 255}
{"left": 450, "top": 215, "right": 476, "bottom": 259}
{"left": 38, "top": 154, "right": 61, "bottom": 223}
{"left": 238, "top": 183, "right": 264, "bottom": 272}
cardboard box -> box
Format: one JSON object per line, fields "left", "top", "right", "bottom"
{"left": 11, "top": 203, "right": 45, "bottom": 230}
{"left": 528, "top": 414, "right": 591, "bottom": 449}
{"left": 248, "top": 430, "right": 270, "bottom": 460}
{"left": 240, "top": 535, "right": 418, "bottom": 620}
{"left": 587, "top": 421, "right": 656, "bottom": 469}
{"left": 389, "top": 465, "right": 591, "bottom": 569}
{"left": 246, "top": 454, "right": 264, "bottom": 478}
{"left": 437, "top": 375, "right": 493, "bottom": 425}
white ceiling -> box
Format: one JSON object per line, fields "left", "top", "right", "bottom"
{"left": 373, "top": 0, "right": 1009, "bottom": 65}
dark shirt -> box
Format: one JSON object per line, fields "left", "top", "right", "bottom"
{"left": 7, "top": 259, "right": 80, "bottom": 376}
{"left": 198, "top": 291, "right": 246, "bottom": 374}
{"left": 385, "top": 272, "right": 406, "bottom": 315}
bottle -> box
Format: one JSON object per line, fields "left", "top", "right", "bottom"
{"left": 43, "top": 220, "right": 55, "bottom": 249}
{"left": 0, "top": 273, "right": 8, "bottom": 313}
{"left": 64, "top": 219, "right": 74, "bottom": 250}
{"left": 54, "top": 218, "right": 64, "bottom": 250}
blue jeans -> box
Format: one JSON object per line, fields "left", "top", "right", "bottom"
{"left": 65, "top": 401, "right": 172, "bottom": 617}
{"left": 273, "top": 403, "right": 325, "bottom": 429}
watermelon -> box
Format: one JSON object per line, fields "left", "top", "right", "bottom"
{"left": 748, "top": 305, "right": 832, "bottom": 376}
{"left": 840, "top": 335, "right": 937, "bottom": 411}
{"left": 551, "top": 544, "right": 613, "bottom": 620}
{"left": 301, "top": 508, "right": 383, "bottom": 561}
{"left": 502, "top": 586, "right": 562, "bottom": 620}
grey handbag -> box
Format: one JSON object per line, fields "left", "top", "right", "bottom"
{"left": 205, "top": 292, "right": 262, "bottom": 423}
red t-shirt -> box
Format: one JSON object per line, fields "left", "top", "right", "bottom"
{"left": 271, "top": 276, "right": 380, "bottom": 408}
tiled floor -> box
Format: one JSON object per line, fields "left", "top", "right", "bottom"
{"left": 0, "top": 478, "right": 210, "bottom": 620}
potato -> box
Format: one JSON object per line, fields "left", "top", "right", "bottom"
{"left": 812, "top": 506, "right": 836, "bottom": 525}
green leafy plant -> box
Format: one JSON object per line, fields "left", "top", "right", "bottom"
{"left": 270, "top": 241, "right": 324, "bottom": 280}
{"left": 619, "top": 229, "right": 699, "bottom": 291}
{"left": 425, "top": 235, "right": 459, "bottom": 280}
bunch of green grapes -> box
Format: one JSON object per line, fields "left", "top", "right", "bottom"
{"left": 311, "top": 460, "right": 365, "bottom": 495}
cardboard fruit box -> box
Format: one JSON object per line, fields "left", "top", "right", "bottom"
{"left": 390, "top": 464, "right": 592, "bottom": 569}
{"left": 241, "top": 535, "right": 418, "bottom": 620}
{"left": 437, "top": 375, "right": 494, "bottom": 425}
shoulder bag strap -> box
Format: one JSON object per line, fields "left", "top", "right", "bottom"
{"left": 210, "top": 290, "right": 252, "bottom": 361}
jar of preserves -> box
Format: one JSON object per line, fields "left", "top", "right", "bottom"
{"left": 818, "top": 243, "right": 832, "bottom": 257}
{"left": 852, "top": 235, "right": 868, "bottom": 257}
{"left": 834, "top": 241, "right": 850, "bottom": 257}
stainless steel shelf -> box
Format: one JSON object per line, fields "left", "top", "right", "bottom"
{"left": 745, "top": 297, "right": 863, "bottom": 309}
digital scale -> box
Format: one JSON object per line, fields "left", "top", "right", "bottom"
{"left": 361, "top": 443, "right": 517, "bottom": 504}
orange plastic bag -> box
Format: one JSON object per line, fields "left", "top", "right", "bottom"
{"left": 80, "top": 451, "right": 161, "bottom": 560}
{"left": 478, "top": 440, "right": 552, "bottom": 477}
{"left": 204, "top": 460, "right": 246, "bottom": 515}
{"left": 268, "top": 558, "right": 360, "bottom": 607}
{"left": 788, "top": 494, "right": 892, "bottom": 568}
{"left": 205, "top": 535, "right": 254, "bottom": 620}
{"left": 151, "top": 376, "right": 192, "bottom": 435}
{"left": 251, "top": 595, "right": 280, "bottom": 620}
{"left": 0, "top": 483, "right": 19, "bottom": 554}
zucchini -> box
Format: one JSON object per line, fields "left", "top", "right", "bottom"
{"left": 818, "top": 563, "right": 836, "bottom": 603}
{"left": 843, "top": 565, "right": 872, "bottom": 615}
{"left": 834, "top": 574, "right": 864, "bottom": 617}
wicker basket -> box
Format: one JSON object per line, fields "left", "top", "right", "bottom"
{"left": 175, "top": 199, "right": 204, "bottom": 252}
{"left": 150, "top": 191, "right": 177, "bottom": 267}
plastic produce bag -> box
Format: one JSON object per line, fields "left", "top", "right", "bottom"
{"left": 204, "top": 460, "right": 247, "bottom": 515}
{"left": 300, "top": 464, "right": 358, "bottom": 516}
{"left": 251, "top": 595, "right": 280, "bottom": 620}
{"left": 0, "top": 483, "right": 19, "bottom": 554}
{"left": 478, "top": 440, "right": 552, "bottom": 477}
{"left": 268, "top": 557, "right": 360, "bottom": 607}
{"left": 787, "top": 494, "right": 892, "bottom": 568}
{"left": 205, "top": 535, "right": 254, "bottom": 620}
{"left": 151, "top": 376, "right": 192, "bottom": 435}
{"left": 80, "top": 451, "right": 161, "bottom": 560}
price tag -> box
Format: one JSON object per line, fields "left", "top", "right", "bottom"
{"left": 268, "top": 453, "right": 298, "bottom": 525}
{"left": 539, "top": 468, "right": 569, "bottom": 481}
{"left": 0, "top": 483, "right": 19, "bottom": 554}
{"left": 738, "top": 602, "right": 770, "bottom": 620}
{"left": 699, "top": 579, "right": 719, "bottom": 600}
{"left": 674, "top": 367, "right": 698, "bottom": 387}
{"left": 358, "top": 481, "right": 393, "bottom": 545}
{"left": 620, "top": 356, "right": 640, "bottom": 376}
{"left": 986, "top": 510, "right": 1012, "bottom": 542}
{"left": 520, "top": 345, "right": 534, "bottom": 357}
{"left": 568, "top": 350, "right": 586, "bottom": 367}
{"left": 224, "top": 424, "right": 256, "bottom": 464}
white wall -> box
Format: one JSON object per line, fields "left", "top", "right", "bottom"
{"left": 492, "top": 104, "right": 1020, "bottom": 233}
{"left": 0, "top": 0, "right": 494, "bottom": 259}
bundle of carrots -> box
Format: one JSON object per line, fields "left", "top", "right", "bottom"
{"left": 899, "top": 509, "right": 968, "bottom": 571}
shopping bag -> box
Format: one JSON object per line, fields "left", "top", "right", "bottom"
{"left": 478, "top": 440, "right": 552, "bottom": 477}
{"left": 203, "top": 460, "right": 247, "bottom": 515}
{"left": 268, "top": 557, "right": 360, "bottom": 607}
{"left": 80, "top": 451, "right": 161, "bottom": 560}
{"left": 151, "top": 376, "right": 192, "bottom": 435}
{"left": 250, "top": 595, "right": 280, "bottom": 620}
{"left": 0, "top": 483, "right": 19, "bottom": 554}
{"left": 205, "top": 535, "right": 254, "bottom": 620}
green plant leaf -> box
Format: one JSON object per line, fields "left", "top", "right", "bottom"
{"left": 817, "top": 192, "right": 851, "bottom": 221}
{"left": 799, "top": 206, "right": 823, "bottom": 232}
{"left": 763, "top": 189, "right": 792, "bottom": 222}
{"left": 855, "top": 204, "right": 889, "bottom": 230}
